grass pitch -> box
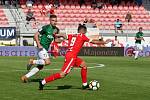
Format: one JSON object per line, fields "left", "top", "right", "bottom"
{"left": 0, "top": 56, "right": 150, "bottom": 100}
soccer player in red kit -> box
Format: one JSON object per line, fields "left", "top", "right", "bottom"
{"left": 39, "top": 25, "right": 108, "bottom": 90}
{"left": 49, "top": 41, "right": 59, "bottom": 59}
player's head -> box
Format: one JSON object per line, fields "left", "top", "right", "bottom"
{"left": 78, "top": 25, "right": 87, "bottom": 34}
{"left": 139, "top": 27, "right": 143, "bottom": 32}
{"left": 115, "top": 36, "right": 117, "bottom": 40}
{"left": 116, "top": 19, "right": 120, "bottom": 22}
{"left": 49, "top": 15, "right": 57, "bottom": 26}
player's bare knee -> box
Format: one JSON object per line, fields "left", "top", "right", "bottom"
{"left": 45, "top": 59, "right": 51, "bottom": 65}
{"left": 60, "top": 72, "right": 66, "bottom": 78}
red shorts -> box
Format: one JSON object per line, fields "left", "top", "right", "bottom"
{"left": 61, "top": 55, "right": 83, "bottom": 74}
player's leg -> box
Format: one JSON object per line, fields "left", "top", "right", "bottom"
{"left": 74, "top": 57, "right": 89, "bottom": 89}
{"left": 134, "top": 44, "right": 142, "bottom": 60}
{"left": 28, "top": 48, "right": 51, "bottom": 67}
{"left": 21, "top": 49, "right": 51, "bottom": 82}
{"left": 21, "top": 65, "right": 44, "bottom": 82}
{"left": 39, "top": 57, "right": 75, "bottom": 90}
{"left": 52, "top": 51, "right": 58, "bottom": 59}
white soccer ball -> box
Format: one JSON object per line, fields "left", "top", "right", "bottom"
{"left": 89, "top": 80, "right": 100, "bottom": 90}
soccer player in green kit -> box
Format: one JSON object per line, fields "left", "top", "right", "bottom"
{"left": 133, "top": 27, "right": 145, "bottom": 60}
{"left": 21, "top": 15, "right": 59, "bottom": 82}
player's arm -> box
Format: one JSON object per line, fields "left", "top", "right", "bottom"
{"left": 54, "top": 33, "right": 68, "bottom": 43}
{"left": 34, "top": 32, "right": 43, "bottom": 49}
{"left": 89, "top": 39, "right": 111, "bottom": 45}
{"left": 55, "top": 33, "right": 67, "bottom": 39}
{"left": 135, "top": 37, "right": 145, "bottom": 41}
{"left": 54, "top": 37, "right": 64, "bottom": 43}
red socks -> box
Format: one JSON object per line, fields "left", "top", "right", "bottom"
{"left": 44, "top": 67, "right": 87, "bottom": 84}
{"left": 45, "top": 73, "right": 61, "bottom": 83}
{"left": 81, "top": 67, "right": 87, "bottom": 83}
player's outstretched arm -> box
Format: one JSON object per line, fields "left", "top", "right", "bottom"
{"left": 90, "top": 39, "right": 112, "bottom": 45}
{"left": 55, "top": 33, "right": 67, "bottom": 39}
{"left": 34, "top": 32, "right": 43, "bottom": 49}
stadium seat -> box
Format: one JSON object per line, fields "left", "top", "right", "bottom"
{"left": 19, "top": 0, "right": 150, "bottom": 31}
{"left": 64, "top": 4, "right": 70, "bottom": 10}
{"left": 70, "top": 5, "right": 75, "bottom": 9}
{"left": 38, "top": 4, "right": 43, "bottom": 9}
{"left": 21, "top": 4, "right": 26, "bottom": 9}
{"left": 75, "top": 5, "right": 80, "bottom": 10}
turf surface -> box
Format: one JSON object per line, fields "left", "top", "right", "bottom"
{"left": 0, "top": 56, "right": 150, "bottom": 100}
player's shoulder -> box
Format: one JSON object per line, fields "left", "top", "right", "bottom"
{"left": 44, "top": 24, "right": 51, "bottom": 28}
{"left": 38, "top": 24, "right": 50, "bottom": 32}
{"left": 40, "top": 24, "right": 49, "bottom": 30}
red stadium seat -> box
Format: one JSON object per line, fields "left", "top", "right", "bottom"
{"left": 59, "top": 5, "right": 65, "bottom": 10}
{"left": 38, "top": 4, "right": 43, "bottom": 9}
{"left": 81, "top": 5, "right": 86, "bottom": 10}
{"left": 75, "top": 5, "right": 80, "bottom": 10}
{"left": 32, "top": 5, "right": 37, "bottom": 9}
{"left": 64, "top": 4, "right": 70, "bottom": 10}
{"left": 21, "top": 4, "right": 26, "bottom": 9}
{"left": 128, "top": 6, "right": 134, "bottom": 11}
{"left": 86, "top": 5, "right": 91, "bottom": 10}
{"left": 70, "top": 5, "right": 75, "bottom": 9}
{"left": 139, "top": 6, "right": 145, "bottom": 11}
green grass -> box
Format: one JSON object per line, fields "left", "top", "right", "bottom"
{"left": 0, "top": 56, "right": 150, "bottom": 100}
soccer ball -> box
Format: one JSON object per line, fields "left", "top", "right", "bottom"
{"left": 89, "top": 80, "right": 100, "bottom": 90}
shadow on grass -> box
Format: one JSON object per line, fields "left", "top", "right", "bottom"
{"left": 30, "top": 79, "right": 90, "bottom": 90}
{"left": 29, "top": 78, "right": 42, "bottom": 82}
{"left": 43, "top": 85, "right": 81, "bottom": 90}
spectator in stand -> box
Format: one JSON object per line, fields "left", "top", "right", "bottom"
{"left": 47, "top": 6, "right": 55, "bottom": 17}
{"left": 54, "top": 0, "right": 60, "bottom": 8}
{"left": 98, "top": 36, "right": 105, "bottom": 47}
{"left": 125, "top": 11, "right": 132, "bottom": 23}
{"left": 26, "top": 8, "right": 36, "bottom": 24}
{"left": 83, "top": 18, "right": 88, "bottom": 25}
{"left": 91, "top": 0, "right": 97, "bottom": 9}
{"left": 112, "top": 36, "right": 120, "bottom": 47}
{"left": 114, "top": 19, "right": 123, "bottom": 34}
{"left": 84, "top": 19, "right": 97, "bottom": 28}
{"left": 97, "top": 1, "right": 104, "bottom": 9}
{"left": 135, "top": 0, "right": 143, "bottom": 6}
{"left": 26, "top": 0, "right": 33, "bottom": 8}
{"left": 41, "top": 4, "right": 55, "bottom": 17}
{"left": 79, "top": 0, "right": 85, "bottom": 7}
{"left": 41, "top": 6, "right": 47, "bottom": 16}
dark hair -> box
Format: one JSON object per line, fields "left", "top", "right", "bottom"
{"left": 50, "top": 14, "right": 57, "bottom": 18}
{"left": 77, "top": 24, "right": 87, "bottom": 33}
{"left": 139, "top": 27, "right": 142, "bottom": 30}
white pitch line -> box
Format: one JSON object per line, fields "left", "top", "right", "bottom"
{"left": 0, "top": 64, "right": 105, "bottom": 73}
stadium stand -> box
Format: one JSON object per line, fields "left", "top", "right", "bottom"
{"left": 18, "top": 0, "right": 150, "bottom": 34}
{"left": 1, "top": 0, "right": 150, "bottom": 46}
{"left": 0, "top": 5, "right": 9, "bottom": 27}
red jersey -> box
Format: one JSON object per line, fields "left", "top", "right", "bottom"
{"left": 67, "top": 33, "right": 90, "bottom": 57}
{"left": 51, "top": 41, "right": 59, "bottom": 52}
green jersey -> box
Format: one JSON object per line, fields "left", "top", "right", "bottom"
{"left": 135, "top": 32, "right": 144, "bottom": 44}
{"left": 38, "top": 24, "right": 57, "bottom": 51}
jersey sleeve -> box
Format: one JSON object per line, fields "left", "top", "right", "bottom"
{"left": 38, "top": 26, "right": 45, "bottom": 35}
{"left": 67, "top": 34, "right": 72, "bottom": 40}
{"left": 135, "top": 33, "right": 138, "bottom": 38}
{"left": 82, "top": 34, "right": 90, "bottom": 42}
{"left": 141, "top": 32, "right": 144, "bottom": 37}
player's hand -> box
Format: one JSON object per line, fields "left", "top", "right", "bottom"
{"left": 105, "top": 39, "right": 112, "bottom": 44}
{"left": 38, "top": 45, "right": 43, "bottom": 51}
